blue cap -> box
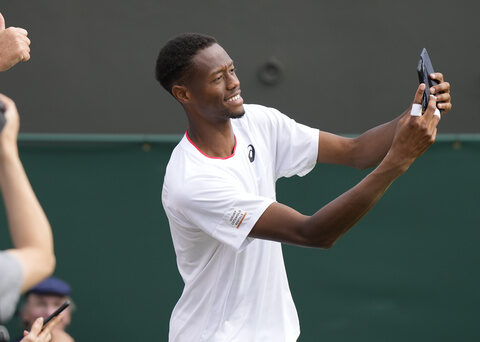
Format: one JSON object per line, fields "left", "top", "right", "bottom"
{"left": 26, "top": 277, "right": 71, "bottom": 296}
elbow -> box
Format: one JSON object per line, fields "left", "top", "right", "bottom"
{"left": 356, "top": 162, "right": 374, "bottom": 171}
{"left": 354, "top": 157, "right": 368, "bottom": 170}
{"left": 349, "top": 138, "right": 378, "bottom": 170}
{"left": 314, "top": 238, "right": 336, "bottom": 250}
{"left": 296, "top": 223, "right": 338, "bottom": 249}
{"left": 351, "top": 156, "right": 376, "bottom": 171}
{"left": 15, "top": 248, "right": 56, "bottom": 292}
{"left": 46, "top": 252, "right": 56, "bottom": 276}
{"left": 40, "top": 250, "right": 56, "bottom": 278}
{"left": 303, "top": 238, "right": 336, "bottom": 250}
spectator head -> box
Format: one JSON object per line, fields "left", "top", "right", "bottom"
{"left": 20, "top": 277, "right": 73, "bottom": 331}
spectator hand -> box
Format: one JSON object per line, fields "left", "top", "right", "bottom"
{"left": 0, "top": 94, "right": 20, "bottom": 156}
{"left": 51, "top": 329, "right": 75, "bottom": 342}
{"left": 0, "top": 12, "right": 31, "bottom": 72}
{"left": 21, "top": 316, "right": 62, "bottom": 342}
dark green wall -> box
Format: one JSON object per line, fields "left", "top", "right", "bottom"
{"left": 0, "top": 135, "right": 479, "bottom": 341}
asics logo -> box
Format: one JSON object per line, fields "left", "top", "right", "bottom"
{"left": 248, "top": 144, "right": 255, "bottom": 162}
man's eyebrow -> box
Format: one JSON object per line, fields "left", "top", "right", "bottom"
{"left": 209, "top": 61, "right": 234, "bottom": 76}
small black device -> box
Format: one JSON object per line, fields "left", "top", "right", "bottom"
{"left": 417, "top": 48, "right": 439, "bottom": 110}
{"left": 0, "top": 99, "right": 6, "bottom": 132}
{"left": 41, "top": 300, "right": 70, "bottom": 330}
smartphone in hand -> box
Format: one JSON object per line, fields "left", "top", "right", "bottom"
{"left": 417, "top": 48, "right": 440, "bottom": 110}
{"left": 41, "top": 300, "right": 70, "bottom": 331}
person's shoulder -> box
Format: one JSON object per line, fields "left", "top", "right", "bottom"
{"left": 242, "top": 104, "right": 281, "bottom": 125}
{"left": 163, "top": 141, "right": 230, "bottom": 206}
{"left": 244, "top": 103, "right": 281, "bottom": 116}
{"left": 165, "top": 136, "right": 216, "bottom": 176}
{"left": 165, "top": 137, "right": 188, "bottom": 166}
{"left": 242, "top": 104, "right": 292, "bottom": 131}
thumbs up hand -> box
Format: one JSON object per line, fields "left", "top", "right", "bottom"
{"left": 0, "top": 12, "right": 31, "bottom": 72}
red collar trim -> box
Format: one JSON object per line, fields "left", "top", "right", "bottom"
{"left": 185, "top": 129, "right": 236, "bottom": 160}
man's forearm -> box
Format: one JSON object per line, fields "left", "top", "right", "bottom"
{"left": 252, "top": 152, "right": 408, "bottom": 248}
{"left": 351, "top": 111, "right": 405, "bottom": 169}
{"left": 303, "top": 155, "right": 407, "bottom": 248}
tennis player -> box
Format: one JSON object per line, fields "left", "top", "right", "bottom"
{"left": 156, "top": 33, "right": 451, "bottom": 341}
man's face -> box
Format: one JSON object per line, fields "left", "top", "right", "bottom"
{"left": 185, "top": 43, "right": 244, "bottom": 121}
{"left": 21, "top": 294, "right": 71, "bottom": 331}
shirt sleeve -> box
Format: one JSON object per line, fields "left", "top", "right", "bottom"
{"left": 267, "top": 108, "right": 319, "bottom": 179}
{"left": 168, "top": 174, "right": 275, "bottom": 251}
{"left": 0, "top": 252, "right": 23, "bottom": 323}
{"left": 245, "top": 105, "right": 318, "bottom": 179}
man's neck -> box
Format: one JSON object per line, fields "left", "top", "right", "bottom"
{"left": 187, "top": 120, "right": 236, "bottom": 159}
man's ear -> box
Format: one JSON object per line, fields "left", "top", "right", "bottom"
{"left": 172, "top": 85, "right": 190, "bottom": 104}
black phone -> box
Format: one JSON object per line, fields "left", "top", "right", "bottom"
{"left": 417, "top": 48, "right": 440, "bottom": 110}
{"left": 0, "top": 99, "right": 5, "bottom": 132}
{"left": 41, "top": 300, "right": 70, "bottom": 330}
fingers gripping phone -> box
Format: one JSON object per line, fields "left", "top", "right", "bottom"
{"left": 41, "top": 300, "right": 70, "bottom": 331}
{"left": 417, "top": 48, "right": 439, "bottom": 110}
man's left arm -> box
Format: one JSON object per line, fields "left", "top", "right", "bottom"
{"left": 316, "top": 73, "right": 451, "bottom": 169}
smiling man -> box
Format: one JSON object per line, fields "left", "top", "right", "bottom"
{"left": 156, "top": 33, "right": 451, "bottom": 342}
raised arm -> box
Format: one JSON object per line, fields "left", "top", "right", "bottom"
{"left": 316, "top": 73, "right": 451, "bottom": 170}
{"left": 250, "top": 85, "right": 442, "bottom": 248}
{"left": 0, "top": 94, "right": 55, "bottom": 292}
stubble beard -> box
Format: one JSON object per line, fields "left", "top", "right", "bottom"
{"left": 224, "top": 110, "right": 245, "bottom": 119}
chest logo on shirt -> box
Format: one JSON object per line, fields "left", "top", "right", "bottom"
{"left": 247, "top": 144, "right": 255, "bottom": 162}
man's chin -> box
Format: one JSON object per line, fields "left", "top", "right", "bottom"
{"left": 225, "top": 108, "right": 246, "bottom": 119}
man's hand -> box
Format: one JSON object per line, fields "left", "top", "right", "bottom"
{"left": 51, "top": 329, "right": 75, "bottom": 342}
{"left": 0, "top": 12, "right": 31, "bottom": 72}
{"left": 385, "top": 84, "right": 440, "bottom": 172}
{"left": 429, "top": 72, "right": 452, "bottom": 114}
{"left": 20, "top": 316, "right": 62, "bottom": 342}
{"left": 0, "top": 93, "right": 20, "bottom": 157}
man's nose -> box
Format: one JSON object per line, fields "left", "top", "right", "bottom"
{"left": 226, "top": 73, "right": 239, "bottom": 90}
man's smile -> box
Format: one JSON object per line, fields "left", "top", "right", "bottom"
{"left": 225, "top": 92, "right": 243, "bottom": 105}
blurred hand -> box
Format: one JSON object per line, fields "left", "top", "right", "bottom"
{"left": 0, "top": 93, "right": 20, "bottom": 157}
{"left": 21, "top": 316, "right": 61, "bottom": 342}
{"left": 0, "top": 12, "right": 31, "bottom": 71}
{"left": 51, "top": 329, "right": 75, "bottom": 342}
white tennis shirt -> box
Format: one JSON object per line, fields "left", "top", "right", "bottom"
{"left": 162, "top": 104, "right": 319, "bottom": 341}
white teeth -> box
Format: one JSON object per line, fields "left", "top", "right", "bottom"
{"left": 227, "top": 95, "right": 240, "bottom": 102}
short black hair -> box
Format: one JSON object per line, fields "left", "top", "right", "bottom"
{"left": 155, "top": 33, "right": 217, "bottom": 95}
